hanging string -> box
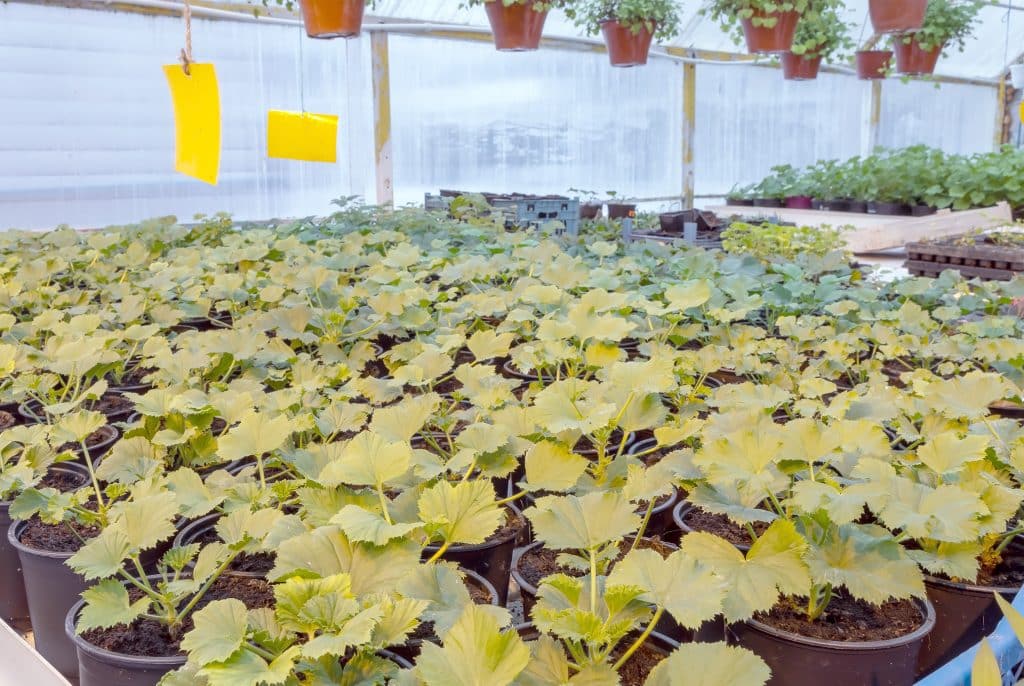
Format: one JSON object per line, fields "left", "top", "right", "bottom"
{"left": 1005, "top": 0, "right": 1013, "bottom": 70}
{"left": 180, "top": 0, "right": 194, "bottom": 76}
{"left": 857, "top": 7, "right": 869, "bottom": 46}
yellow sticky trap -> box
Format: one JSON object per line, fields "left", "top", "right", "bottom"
{"left": 267, "top": 111, "right": 339, "bottom": 163}
{"left": 163, "top": 64, "right": 221, "bottom": 185}
{"left": 1019, "top": 100, "right": 1024, "bottom": 124}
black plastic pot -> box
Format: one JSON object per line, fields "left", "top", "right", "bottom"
{"left": 846, "top": 199, "right": 868, "bottom": 214}
{"left": 916, "top": 575, "right": 1020, "bottom": 677}
{"left": 730, "top": 598, "right": 936, "bottom": 686}
{"left": 752, "top": 198, "right": 784, "bottom": 208}
{"left": 868, "top": 201, "right": 913, "bottom": 216}
{"left": 659, "top": 211, "right": 687, "bottom": 233}
{"left": 0, "top": 464, "right": 88, "bottom": 630}
{"left": 911, "top": 204, "right": 938, "bottom": 217}
{"left": 9, "top": 519, "right": 90, "bottom": 678}
{"left": 67, "top": 597, "right": 185, "bottom": 686}
{"left": 822, "top": 198, "right": 851, "bottom": 212}
{"left": 422, "top": 508, "right": 524, "bottom": 606}
{"left": 727, "top": 197, "right": 755, "bottom": 207}
{"left": 580, "top": 203, "right": 603, "bottom": 220}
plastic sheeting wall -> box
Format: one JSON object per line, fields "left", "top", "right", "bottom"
{"left": 0, "top": 3, "right": 374, "bottom": 230}
{"left": 388, "top": 35, "right": 683, "bottom": 206}
{"left": 693, "top": 64, "right": 998, "bottom": 196}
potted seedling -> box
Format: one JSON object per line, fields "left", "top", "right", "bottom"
{"left": 569, "top": 188, "right": 604, "bottom": 219}
{"left": 894, "top": 0, "right": 982, "bottom": 76}
{"left": 781, "top": 5, "right": 854, "bottom": 81}
{"left": 705, "top": 0, "right": 818, "bottom": 54}
{"left": 568, "top": 0, "right": 682, "bottom": 67}
{"left": 606, "top": 191, "right": 637, "bottom": 219}
{"left": 461, "top": 0, "right": 571, "bottom": 51}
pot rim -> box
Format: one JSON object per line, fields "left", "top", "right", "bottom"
{"left": 739, "top": 596, "right": 936, "bottom": 651}
{"left": 671, "top": 500, "right": 754, "bottom": 552}
{"left": 8, "top": 519, "right": 78, "bottom": 561}
{"left": 924, "top": 573, "right": 1021, "bottom": 596}
{"left": 65, "top": 597, "right": 187, "bottom": 669}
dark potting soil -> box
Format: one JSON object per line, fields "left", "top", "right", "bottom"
{"left": 19, "top": 517, "right": 99, "bottom": 553}
{"left": 0, "top": 411, "right": 16, "bottom": 431}
{"left": 193, "top": 527, "right": 276, "bottom": 575}
{"left": 517, "top": 538, "right": 673, "bottom": 590}
{"left": 80, "top": 576, "right": 274, "bottom": 657}
{"left": 365, "top": 359, "right": 391, "bottom": 379}
{"left": 39, "top": 469, "right": 88, "bottom": 492}
{"left": 964, "top": 551, "right": 1024, "bottom": 587}
{"left": 756, "top": 594, "right": 923, "bottom": 642}
{"left": 613, "top": 641, "right": 667, "bottom": 686}
{"left": 682, "top": 507, "right": 769, "bottom": 548}
{"left": 57, "top": 425, "right": 116, "bottom": 453}
{"left": 88, "top": 394, "right": 134, "bottom": 417}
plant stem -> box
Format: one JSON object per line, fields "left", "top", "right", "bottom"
{"left": 612, "top": 607, "right": 664, "bottom": 672}
{"left": 631, "top": 500, "right": 657, "bottom": 550}
{"left": 176, "top": 550, "right": 243, "bottom": 628}
{"left": 377, "top": 483, "right": 393, "bottom": 525}
{"left": 589, "top": 548, "right": 598, "bottom": 613}
{"left": 426, "top": 540, "right": 451, "bottom": 564}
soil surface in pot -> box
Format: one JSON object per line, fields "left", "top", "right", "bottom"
{"left": 193, "top": 527, "right": 275, "bottom": 575}
{"left": 517, "top": 537, "right": 673, "bottom": 589}
{"left": 681, "top": 507, "right": 769, "bottom": 547}
{"left": 40, "top": 468, "right": 88, "bottom": 492}
{"left": 0, "top": 411, "right": 16, "bottom": 430}
{"left": 756, "top": 594, "right": 923, "bottom": 642}
{"left": 57, "top": 425, "right": 117, "bottom": 454}
{"left": 613, "top": 641, "right": 666, "bottom": 685}
{"left": 88, "top": 394, "right": 135, "bottom": 417}
{"left": 20, "top": 518, "right": 99, "bottom": 553}
{"left": 80, "top": 576, "right": 274, "bottom": 657}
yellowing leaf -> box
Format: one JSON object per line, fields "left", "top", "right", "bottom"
{"left": 645, "top": 642, "right": 770, "bottom": 686}
{"left": 523, "top": 441, "right": 588, "bottom": 492}
{"left": 217, "top": 411, "right": 292, "bottom": 462}
{"left": 416, "top": 605, "right": 529, "bottom": 686}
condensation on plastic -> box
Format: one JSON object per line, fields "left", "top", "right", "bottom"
{"left": 0, "top": 2, "right": 374, "bottom": 230}
{"left": 387, "top": 35, "right": 683, "bottom": 206}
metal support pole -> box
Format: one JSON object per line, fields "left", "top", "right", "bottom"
{"left": 995, "top": 75, "right": 1009, "bottom": 149}
{"left": 861, "top": 80, "right": 882, "bottom": 156}
{"left": 371, "top": 32, "right": 394, "bottom": 208}
{"left": 683, "top": 62, "right": 696, "bottom": 209}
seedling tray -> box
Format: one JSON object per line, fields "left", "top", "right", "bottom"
{"left": 905, "top": 235, "right": 1024, "bottom": 281}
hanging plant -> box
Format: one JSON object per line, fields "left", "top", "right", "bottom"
{"left": 782, "top": 4, "right": 854, "bottom": 80}
{"left": 894, "top": 0, "right": 983, "bottom": 76}
{"left": 280, "top": 0, "right": 377, "bottom": 39}
{"left": 461, "top": 0, "right": 573, "bottom": 51}
{"left": 568, "top": 0, "right": 682, "bottom": 67}
{"left": 704, "top": 0, "right": 825, "bottom": 53}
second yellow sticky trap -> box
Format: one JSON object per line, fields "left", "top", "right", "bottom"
{"left": 163, "top": 64, "right": 221, "bottom": 185}
{"left": 267, "top": 111, "right": 339, "bottom": 163}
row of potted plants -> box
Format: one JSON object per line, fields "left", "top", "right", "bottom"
{"left": 729, "top": 145, "right": 1024, "bottom": 217}
{"left": 2, "top": 208, "right": 1024, "bottom": 685}
{"left": 288, "top": 0, "right": 980, "bottom": 77}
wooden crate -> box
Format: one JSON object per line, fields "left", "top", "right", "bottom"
{"left": 905, "top": 237, "right": 1024, "bottom": 281}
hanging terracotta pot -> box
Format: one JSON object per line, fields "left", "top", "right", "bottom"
{"left": 740, "top": 9, "right": 800, "bottom": 54}
{"left": 856, "top": 49, "right": 893, "bottom": 79}
{"left": 484, "top": 0, "right": 549, "bottom": 51}
{"left": 298, "top": 0, "right": 365, "bottom": 39}
{"left": 869, "top": 0, "right": 928, "bottom": 34}
{"left": 894, "top": 36, "right": 943, "bottom": 75}
{"left": 600, "top": 19, "right": 655, "bottom": 67}
{"left": 781, "top": 51, "right": 822, "bottom": 80}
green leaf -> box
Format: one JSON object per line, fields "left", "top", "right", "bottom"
{"left": 395, "top": 563, "right": 473, "bottom": 637}
{"left": 523, "top": 441, "right": 588, "bottom": 492}
{"left": 217, "top": 411, "right": 293, "bottom": 462}
{"left": 916, "top": 433, "right": 990, "bottom": 477}
{"left": 678, "top": 520, "right": 810, "bottom": 622}
{"left": 76, "top": 579, "right": 150, "bottom": 631}
{"left": 416, "top": 605, "right": 529, "bottom": 686}
{"left": 180, "top": 599, "right": 248, "bottom": 666}
{"left": 54, "top": 410, "right": 107, "bottom": 444}
{"left": 115, "top": 491, "right": 180, "bottom": 553}
{"left": 525, "top": 492, "right": 641, "bottom": 551}
{"left": 319, "top": 431, "right": 412, "bottom": 488}
{"left": 68, "top": 528, "right": 132, "bottom": 580}
{"left": 606, "top": 548, "right": 725, "bottom": 629}
{"left": 199, "top": 645, "right": 300, "bottom": 686}
{"left": 805, "top": 524, "right": 924, "bottom": 604}
{"left": 645, "top": 642, "right": 770, "bottom": 686}
{"left": 331, "top": 505, "right": 422, "bottom": 546}
{"left": 371, "top": 596, "right": 431, "bottom": 646}
{"left": 418, "top": 479, "right": 502, "bottom": 547}
{"left": 467, "top": 330, "right": 516, "bottom": 361}
{"left": 302, "top": 605, "right": 383, "bottom": 659}
{"left": 971, "top": 638, "right": 1001, "bottom": 686}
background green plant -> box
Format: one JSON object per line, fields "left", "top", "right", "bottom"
{"left": 568, "top": 0, "right": 683, "bottom": 41}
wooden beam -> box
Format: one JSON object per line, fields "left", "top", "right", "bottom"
{"left": 995, "top": 75, "right": 1009, "bottom": 149}
{"left": 683, "top": 63, "right": 696, "bottom": 209}
{"left": 861, "top": 80, "right": 882, "bottom": 155}
{"left": 706, "top": 203, "right": 1013, "bottom": 253}
{"left": 370, "top": 32, "right": 394, "bottom": 209}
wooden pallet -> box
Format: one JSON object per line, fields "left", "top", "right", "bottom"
{"left": 905, "top": 238, "right": 1024, "bottom": 281}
